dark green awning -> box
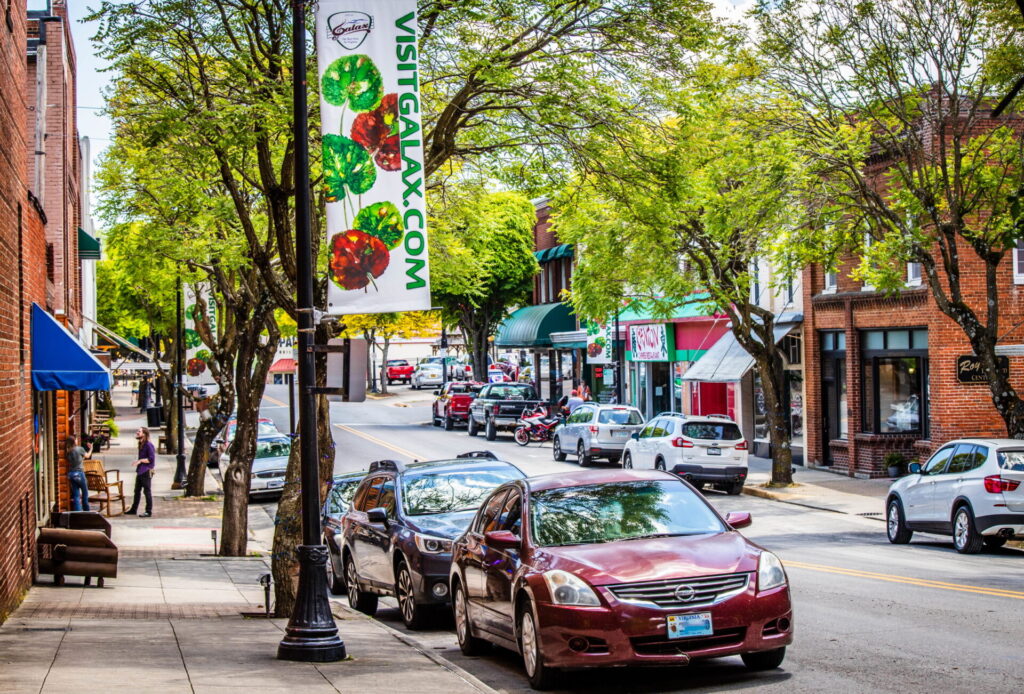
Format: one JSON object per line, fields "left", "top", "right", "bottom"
{"left": 533, "top": 243, "right": 574, "bottom": 263}
{"left": 78, "top": 228, "right": 101, "bottom": 260}
{"left": 495, "top": 302, "right": 575, "bottom": 348}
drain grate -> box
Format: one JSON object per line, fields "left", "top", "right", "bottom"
{"left": 858, "top": 512, "right": 883, "bottom": 517}
{"left": 20, "top": 627, "right": 70, "bottom": 632}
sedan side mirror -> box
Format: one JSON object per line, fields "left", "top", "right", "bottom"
{"left": 631, "top": 432, "right": 640, "bottom": 440}
{"left": 484, "top": 530, "right": 520, "bottom": 550}
{"left": 725, "top": 512, "right": 752, "bottom": 529}
{"left": 908, "top": 462, "right": 922, "bottom": 474}
{"left": 367, "top": 507, "right": 388, "bottom": 526}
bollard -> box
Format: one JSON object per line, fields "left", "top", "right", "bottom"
{"left": 211, "top": 529, "right": 218, "bottom": 555}
{"left": 260, "top": 573, "right": 272, "bottom": 618}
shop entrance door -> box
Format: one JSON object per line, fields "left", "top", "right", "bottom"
{"left": 650, "top": 362, "right": 671, "bottom": 415}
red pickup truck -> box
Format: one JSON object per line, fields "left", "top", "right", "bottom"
{"left": 431, "top": 381, "right": 483, "bottom": 430}
{"left": 386, "top": 359, "right": 414, "bottom": 384}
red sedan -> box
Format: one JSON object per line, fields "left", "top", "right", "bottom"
{"left": 449, "top": 469, "right": 792, "bottom": 689}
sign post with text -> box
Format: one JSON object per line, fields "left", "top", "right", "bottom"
{"left": 316, "top": 0, "right": 431, "bottom": 315}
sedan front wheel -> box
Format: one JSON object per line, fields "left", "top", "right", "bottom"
{"left": 518, "top": 598, "right": 556, "bottom": 690}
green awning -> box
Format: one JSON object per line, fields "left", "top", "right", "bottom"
{"left": 618, "top": 293, "right": 716, "bottom": 322}
{"left": 533, "top": 244, "right": 574, "bottom": 263}
{"left": 495, "top": 302, "right": 576, "bottom": 348}
{"left": 78, "top": 228, "right": 101, "bottom": 260}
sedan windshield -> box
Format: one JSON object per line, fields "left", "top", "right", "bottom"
{"left": 402, "top": 465, "right": 523, "bottom": 515}
{"left": 530, "top": 480, "right": 724, "bottom": 547}
{"left": 255, "top": 438, "right": 291, "bottom": 459}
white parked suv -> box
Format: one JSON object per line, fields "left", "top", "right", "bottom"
{"left": 620, "top": 413, "right": 749, "bottom": 495}
{"left": 552, "top": 404, "right": 645, "bottom": 465}
{"left": 886, "top": 438, "right": 1024, "bottom": 553}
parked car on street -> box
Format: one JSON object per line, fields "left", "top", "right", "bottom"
{"left": 420, "top": 355, "right": 468, "bottom": 380}
{"left": 468, "top": 383, "right": 542, "bottom": 441}
{"left": 411, "top": 362, "right": 444, "bottom": 389}
{"left": 885, "top": 438, "right": 1024, "bottom": 553}
{"left": 386, "top": 359, "right": 415, "bottom": 385}
{"left": 322, "top": 470, "right": 370, "bottom": 595}
{"left": 340, "top": 453, "right": 526, "bottom": 629}
{"left": 432, "top": 381, "right": 483, "bottom": 430}
{"left": 213, "top": 416, "right": 281, "bottom": 463}
{"left": 247, "top": 434, "right": 293, "bottom": 499}
{"left": 449, "top": 468, "right": 793, "bottom": 689}
{"left": 552, "top": 404, "right": 645, "bottom": 465}
{"left": 621, "top": 413, "right": 749, "bottom": 495}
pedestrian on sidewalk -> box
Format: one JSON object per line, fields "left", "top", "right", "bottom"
{"left": 66, "top": 435, "right": 92, "bottom": 512}
{"left": 127, "top": 426, "right": 156, "bottom": 517}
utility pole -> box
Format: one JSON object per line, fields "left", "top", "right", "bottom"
{"left": 614, "top": 309, "right": 623, "bottom": 404}
{"left": 172, "top": 276, "right": 187, "bottom": 489}
{"left": 277, "top": 0, "right": 345, "bottom": 662}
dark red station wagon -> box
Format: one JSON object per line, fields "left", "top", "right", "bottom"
{"left": 448, "top": 469, "right": 793, "bottom": 689}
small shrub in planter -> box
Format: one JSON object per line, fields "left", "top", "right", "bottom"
{"left": 884, "top": 452, "right": 907, "bottom": 478}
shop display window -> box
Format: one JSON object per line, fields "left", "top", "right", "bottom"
{"left": 860, "top": 329, "right": 928, "bottom": 436}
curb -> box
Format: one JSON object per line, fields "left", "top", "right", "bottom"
{"left": 741, "top": 484, "right": 886, "bottom": 521}
{"left": 332, "top": 603, "right": 501, "bottom": 694}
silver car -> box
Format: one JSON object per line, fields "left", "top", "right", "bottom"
{"left": 248, "top": 434, "right": 292, "bottom": 498}
{"left": 552, "top": 404, "right": 645, "bottom": 465}
{"left": 411, "top": 363, "right": 443, "bottom": 389}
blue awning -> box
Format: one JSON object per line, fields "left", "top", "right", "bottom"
{"left": 31, "top": 304, "right": 112, "bottom": 391}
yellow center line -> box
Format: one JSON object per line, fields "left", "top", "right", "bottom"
{"left": 786, "top": 560, "right": 1024, "bottom": 600}
{"left": 263, "top": 394, "right": 288, "bottom": 407}
{"left": 333, "top": 423, "right": 419, "bottom": 460}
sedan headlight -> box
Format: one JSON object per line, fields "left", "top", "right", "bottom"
{"left": 543, "top": 570, "right": 601, "bottom": 606}
{"left": 757, "top": 551, "right": 787, "bottom": 592}
{"left": 414, "top": 533, "right": 453, "bottom": 554}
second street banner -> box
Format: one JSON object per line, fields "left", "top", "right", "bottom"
{"left": 315, "top": 0, "right": 431, "bottom": 314}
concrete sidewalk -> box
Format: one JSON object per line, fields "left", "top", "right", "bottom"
{"left": 743, "top": 456, "right": 891, "bottom": 519}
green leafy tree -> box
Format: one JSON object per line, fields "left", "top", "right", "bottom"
{"left": 431, "top": 190, "right": 539, "bottom": 381}
{"left": 557, "top": 65, "right": 809, "bottom": 485}
{"left": 754, "top": 0, "right": 1024, "bottom": 436}
{"left": 342, "top": 311, "right": 440, "bottom": 393}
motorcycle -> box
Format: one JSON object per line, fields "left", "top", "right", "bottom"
{"left": 513, "top": 405, "right": 563, "bottom": 446}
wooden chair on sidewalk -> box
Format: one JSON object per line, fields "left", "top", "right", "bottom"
{"left": 84, "top": 459, "right": 126, "bottom": 517}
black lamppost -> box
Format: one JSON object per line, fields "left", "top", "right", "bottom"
{"left": 440, "top": 325, "right": 448, "bottom": 388}
{"left": 173, "top": 276, "right": 187, "bottom": 489}
{"left": 277, "top": 0, "right": 346, "bottom": 662}
{"left": 614, "top": 309, "right": 624, "bottom": 404}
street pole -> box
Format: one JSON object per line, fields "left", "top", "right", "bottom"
{"left": 615, "top": 309, "right": 623, "bottom": 404}
{"left": 278, "top": 0, "right": 345, "bottom": 662}
{"left": 172, "top": 275, "right": 187, "bottom": 489}
{"left": 440, "top": 325, "right": 448, "bottom": 388}
{"left": 288, "top": 372, "right": 296, "bottom": 435}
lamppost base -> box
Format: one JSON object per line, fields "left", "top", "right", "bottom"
{"left": 276, "top": 544, "right": 346, "bottom": 663}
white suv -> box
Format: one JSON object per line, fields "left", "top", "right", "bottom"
{"left": 620, "top": 413, "right": 749, "bottom": 495}
{"left": 886, "top": 438, "right": 1024, "bottom": 553}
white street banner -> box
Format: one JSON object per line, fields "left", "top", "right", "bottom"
{"left": 586, "top": 321, "right": 612, "bottom": 364}
{"left": 184, "top": 283, "right": 217, "bottom": 386}
{"left": 316, "top": 0, "right": 431, "bottom": 315}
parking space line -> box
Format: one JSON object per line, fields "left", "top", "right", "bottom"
{"left": 786, "top": 560, "right": 1024, "bottom": 600}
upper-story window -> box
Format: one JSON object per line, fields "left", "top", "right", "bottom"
{"left": 907, "top": 262, "right": 922, "bottom": 286}
{"left": 861, "top": 234, "right": 874, "bottom": 291}
{"left": 750, "top": 260, "right": 761, "bottom": 304}
{"left": 1014, "top": 240, "right": 1024, "bottom": 285}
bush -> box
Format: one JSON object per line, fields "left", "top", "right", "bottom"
{"left": 884, "top": 452, "right": 907, "bottom": 475}
{"left": 104, "top": 419, "right": 119, "bottom": 438}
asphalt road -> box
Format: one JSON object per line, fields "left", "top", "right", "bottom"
{"left": 257, "top": 384, "right": 1024, "bottom": 694}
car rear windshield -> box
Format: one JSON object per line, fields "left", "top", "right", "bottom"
{"left": 682, "top": 422, "right": 743, "bottom": 441}
{"left": 597, "top": 409, "right": 643, "bottom": 425}
{"left": 488, "top": 385, "right": 537, "bottom": 400}
{"left": 530, "top": 480, "right": 724, "bottom": 547}
{"left": 402, "top": 465, "right": 524, "bottom": 515}
{"left": 449, "top": 384, "right": 473, "bottom": 393}
{"left": 388, "top": 360, "right": 408, "bottom": 366}
{"left": 255, "top": 438, "right": 291, "bottom": 459}
{"left": 997, "top": 450, "right": 1024, "bottom": 471}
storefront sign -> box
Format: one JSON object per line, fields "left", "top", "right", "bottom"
{"left": 630, "top": 323, "right": 671, "bottom": 361}
{"left": 586, "top": 321, "right": 612, "bottom": 363}
{"left": 183, "top": 283, "right": 217, "bottom": 387}
{"left": 956, "top": 355, "right": 1009, "bottom": 384}
{"left": 316, "top": 0, "right": 431, "bottom": 315}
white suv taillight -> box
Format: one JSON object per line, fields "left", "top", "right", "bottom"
{"left": 984, "top": 475, "right": 1021, "bottom": 493}
{"left": 671, "top": 437, "right": 694, "bottom": 448}
{"left": 735, "top": 440, "right": 748, "bottom": 451}
{"left": 589, "top": 425, "right": 599, "bottom": 434}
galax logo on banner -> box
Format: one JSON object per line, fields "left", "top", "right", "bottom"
{"left": 184, "top": 283, "right": 218, "bottom": 387}
{"left": 315, "top": 0, "right": 431, "bottom": 315}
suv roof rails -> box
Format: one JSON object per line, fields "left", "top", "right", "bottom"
{"left": 368, "top": 459, "right": 404, "bottom": 472}
{"left": 456, "top": 450, "right": 499, "bottom": 460}
{"left": 655, "top": 411, "right": 687, "bottom": 418}
{"left": 704, "top": 413, "right": 732, "bottom": 420}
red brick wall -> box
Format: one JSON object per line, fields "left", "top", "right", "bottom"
{"left": 0, "top": 0, "right": 47, "bottom": 623}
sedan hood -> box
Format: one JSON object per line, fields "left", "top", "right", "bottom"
{"left": 535, "top": 532, "right": 760, "bottom": 586}
{"left": 405, "top": 510, "right": 476, "bottom": 539}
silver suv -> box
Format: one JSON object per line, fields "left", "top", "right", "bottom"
{"left": 886, "top": 438, "right": 1024, "bottom": 553}
{"left": 620, "top": 413, "right": 749, "bottom": 494}
{"left": 552, "top": 404, "right": 645, "bottom": 465}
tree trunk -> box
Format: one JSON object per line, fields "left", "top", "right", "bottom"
{"left": 752, "top": 354, "right": 793, "bottom": 486}
{"left": 185, "top": 402, "right": 232, "bottom": 497}
{"left": 379, "top": 338, "right": 390, "bottom": 394}
{"left": 272, "top": 324, "right": 336, "bottom": 617}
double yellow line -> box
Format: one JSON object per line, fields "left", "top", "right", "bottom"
{"left": 786, "top": 560, "right": 1024, "bottom": 600}
{"left": 333, "top": 423, "right": 420, "bottom": 460}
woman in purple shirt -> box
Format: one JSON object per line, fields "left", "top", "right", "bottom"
{"left": 127, "top": 426, "right": 156, "bottom": 517}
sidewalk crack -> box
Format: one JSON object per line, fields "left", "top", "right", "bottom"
{"left": 313, "top": 665, "right": 342, "bottom": 693}
{"left": 168, "top": 619, "right": 195, "bottom": 693}
{"left": 36, "top": 617, "right": 71, "bottom": 694}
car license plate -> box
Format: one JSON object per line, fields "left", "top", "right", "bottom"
{"left": 613, "top": 430, "right": 629, "bottom": 438}
{"left": 667, "top": 612, "right": 713, "bottom": 639}
{"left": 267, "top": 480, "right": 284, "bottom": 489}
{"left": 706, "top": 447, "right": 721, "bottom": 456}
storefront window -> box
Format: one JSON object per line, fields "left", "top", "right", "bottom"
{"left": 861, "top": 329, "right": 928, "bottom": 436}
{"left": 752, "top": 373, "right": 769, "bottom": 441}
{"left": 837, "top": 359, "right": 848, "bottom": 438}
{"left": 788, "top": 370, "right": 803, "bottom": 445}
{"left": 878, "top": 358, "right": 922, "bottom": 433}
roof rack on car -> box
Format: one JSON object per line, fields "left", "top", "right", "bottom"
{"left": 704, "top": 413, "right": 732, "bottom": 420}
{"left": 368, "top": 459, "right": 404, "bottom": 472}
{"left": 456, "top": 450, "right": 499, "bottom": 460}
{"left": 655, "top": 411, "right": 687, "bottom": 418}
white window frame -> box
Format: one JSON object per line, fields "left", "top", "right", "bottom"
{"left": 1015, "top": 240, "right": 1024, "bottom": 285}
{"left": 823, "top": 269, "right": 838, "bottom": 294}
{"left": 906, "top": 261, "right": 922, "bottom": 287}
{"left": 861, "top": 233, "right": 874, "bottom": 291}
